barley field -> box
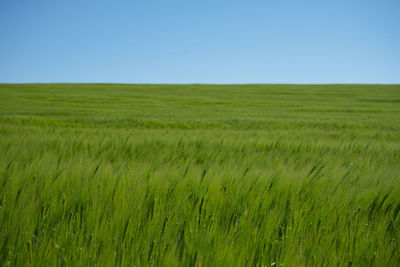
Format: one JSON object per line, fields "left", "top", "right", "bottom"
{"left": 0, "top": 84, "right": 399, "bottom": 266}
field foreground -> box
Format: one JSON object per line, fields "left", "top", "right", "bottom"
{"left": 0, "top": 84, "right": 399, "bottom": 266}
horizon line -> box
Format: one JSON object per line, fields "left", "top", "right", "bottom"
{"left": 1, "top": 82, "right": 400, "bottom": 85}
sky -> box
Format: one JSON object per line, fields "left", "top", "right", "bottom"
{"left": 0, "top": 0, "right": 399, "bottom": 84}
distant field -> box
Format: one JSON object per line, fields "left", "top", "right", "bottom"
{"left": 0, "top": 84, "right": 399, "bottom": 266}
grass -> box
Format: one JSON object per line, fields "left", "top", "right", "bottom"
{"left": 0, "top": 83, "right": 399, "bottom": 266}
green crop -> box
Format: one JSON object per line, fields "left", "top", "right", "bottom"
{"left": 0, "top": 84, "right": 399, "bottom": 266}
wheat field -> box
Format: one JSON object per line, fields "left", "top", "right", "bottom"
{"left": 0, "top": 84, "right": 399, "bottom": 266}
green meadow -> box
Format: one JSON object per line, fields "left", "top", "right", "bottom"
{"left": 0, "top": 83, "right": 399, "bottom": 266}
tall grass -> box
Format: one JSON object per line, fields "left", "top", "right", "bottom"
{"left": 0, "top": 84, "right": 399, "bottom": 266}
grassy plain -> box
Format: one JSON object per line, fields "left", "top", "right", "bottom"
{"left": 0, "top": 84, "right": 399, "bottom": 266}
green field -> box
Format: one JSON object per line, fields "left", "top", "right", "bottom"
{"left": 0, "top": 84, "right": 399, "bottom": 266}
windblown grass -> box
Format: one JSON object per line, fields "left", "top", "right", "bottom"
{"left": 0, "top": 84, "right": 399, "bottom": 266}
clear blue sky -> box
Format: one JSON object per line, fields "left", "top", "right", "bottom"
{"left": 0, "top": 0, "right": 399, "bottom": 83}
